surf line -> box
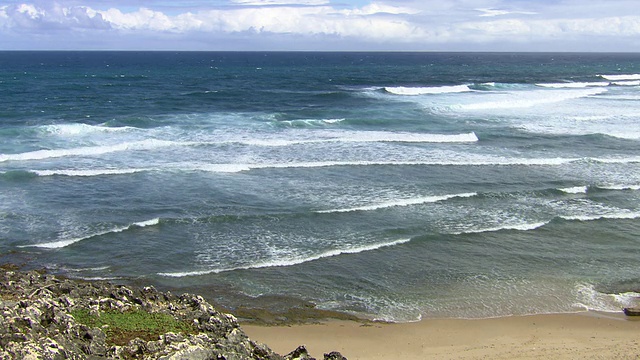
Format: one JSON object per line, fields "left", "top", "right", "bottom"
{"left": 19, "top": 218, "right": 160, "bottom": 249}
{"left": 158, "top": 237, "right": 412, "bottom": 277}
{"left": 316, "top": 192, "right": 478, "bottom": 214}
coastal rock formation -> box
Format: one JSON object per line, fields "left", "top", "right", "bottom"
{"left": 0, "top": 266, "right": 345, "bottom": 360}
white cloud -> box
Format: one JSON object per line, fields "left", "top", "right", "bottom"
{"left": 230, "top": 0, "right": 329, "bottom": 5}
{"left": 1, "top": 0, "right": 640, "bottom": 50}
{"left": 475, "top": 8, "right": 537, "bottom": 17}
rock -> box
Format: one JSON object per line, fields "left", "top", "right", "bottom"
{"left": 0, "top": 267, "right": 343, "bottom": 359}
{"left": 623, "top": 307, "right": 640, "bottom": 316}
{"left": 285, "top": 345, "right": 315, "bottom": 360}
{"left": 324, "top": 351, "right": 347, "bottom": 360}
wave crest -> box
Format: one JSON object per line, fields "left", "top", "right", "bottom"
{"left": 599, "top": 74, "right": 640, "bottom": 81}
{"left": 385, "top": 85, "right": 472, "bottom": 95}
{"left": 20, "top": 218, "right": 161, "bottom": 249}
{"left": 317, "top": 192, "right": 477, "bottom": 213}
{"left": 158, "top": 238, "right": 412, "bottom": 277}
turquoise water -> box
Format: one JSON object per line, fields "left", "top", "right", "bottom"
{"left": 1, "top": 52, "right": 639, "bottom": 321}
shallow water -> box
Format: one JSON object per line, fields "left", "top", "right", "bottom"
{"left": 1, "top": 52, "right": 639, "bottom": 321}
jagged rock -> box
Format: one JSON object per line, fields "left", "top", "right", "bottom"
{"left": 623, "top": 307, "right": 640, "bottom": 316}
{"left": 0, "top": 267, "right": 343, "bottom": 359}
{"left": 285, "top": 345, "right": 315, "bottom": 360}
{"left": 323, "top": 351, "right": 347, "bottom": 360}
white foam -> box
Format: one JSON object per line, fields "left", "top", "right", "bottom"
{"left": 278, "top": 118, "right": 346, "bottom": 126}
{"left": 39, "top": 123, "right": 137, "bottom": 136}
{"left": 0, "top": 139, "right": 180, "bottom": 162}
{"left": 32, "top": 168, "right": 150, "bottom": 177}
{"left": 536, "top": 82, "right": 609, "bottom": 88}
{"left": 25, "top": 156, "right": 580, "bottom": 177}
{"left": 597, "top": 184, "right": 640, "bottom": 191}
{"left": 20, "top": 218, "right": 160, "bottom": 249}
{"left": 451, "top": 221, "right": 549, "bottom": 235}
{"left": 456, "top": 88, "right": 607, "bottom": 111}
{"left": 560, "top": 211, "right": 640, "bottom": 222}
{"left": 559, "top": 186, "right": 588, "bottom": 194}
{"left": 336, "top": 132, "right": 478, "bottom": 143}
{"left": 158, "top": 238, "right": 412, "bottom": 277}
{"left": 573, "top": 284, "right": 640, "bottom": 313}
{"left": 600, "top": 74, "right": 640, "bottom": 81}
{"left": 611, "top": 80, "right": 640, "bottom": 86}
{"left": 234, "top": 131, "right": 478, "bottom": 147}
{"left": 194, "top": 157, "right": 577, "bottom": 173}
{"left": 317, "top": 192, "right": 477, "bottom": 213}
{"left": 590, "top": 156, "right": 640, "bottom": 164}
{"left": 385, "top": 85, "right": 472, "bottom": 95}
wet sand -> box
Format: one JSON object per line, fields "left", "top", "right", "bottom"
{"left": 244, "top": 312, "right": 640, "bottom": 359}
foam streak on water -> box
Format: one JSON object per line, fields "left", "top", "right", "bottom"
{"left": 2, "top": 52, "right": 640, "bottom": 322}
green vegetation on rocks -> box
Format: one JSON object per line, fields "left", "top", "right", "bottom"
{"left": 70, "top": 308, "right": 196, "bottom": 345}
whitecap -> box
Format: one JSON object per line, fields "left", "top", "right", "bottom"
{"left": 450, "top": 221, "right": 549, "bottom": 235}
{"left": 0, "top": 139, "right": 181, "bottom": 163}
{"left": 158, "top": 238, "right": 412, "bottom": 277}
{"left": 599, "top": 74, "right": 640, "bottom": 81}
{"left": 596, "top": 184, "right": 640, "bottom": 191}
{"left": 611, "top": 80, "right": 640, "bottom": 86}
{"left": 456, "top": 88, "right": 607, "bottom": 111}
{"left": 19, "top": 218, "right": 161, "bottom": 249}
{"left": 385, "top": 85, "right": 472, "bottom": 95}
{"left": 573, "top": 283, "right": 640, "bottom": 313}
{"left": 559, "top": 186, "right": 588, "bottom": 194}
{"left": 560, "top": 211, "right": 640, "bottom": 222}
{"left": 536, "top": 82, "right": 609, "bottom": 88}
{"left": 39, "top": 123, "right": 137, "bottom": 136}
{"left": 32, "top": 168, "right": 150, "bottom": 177}
{"left": 317, "top": 192, "right": 477, "bottom": 213}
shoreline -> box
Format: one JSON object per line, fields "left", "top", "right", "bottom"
{"left": 243, "top": 311, "right": 640, "bottom": 360}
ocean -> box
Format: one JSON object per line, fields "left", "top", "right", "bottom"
{"left": 1, "top": 51, "right": 639, "bottom": 322}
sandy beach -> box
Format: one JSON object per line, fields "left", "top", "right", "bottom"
{"left": 244, "top": 312, "right": 640, "bottom": 359}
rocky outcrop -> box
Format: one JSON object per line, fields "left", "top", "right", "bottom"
{"left": 0, "top": 266, "right": 346, "bottom": 360}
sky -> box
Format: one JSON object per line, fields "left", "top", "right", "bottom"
{"left": 1, "top": 0, "right": 640, "bottom": 51}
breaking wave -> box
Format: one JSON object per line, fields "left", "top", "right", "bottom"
{"left": 317, "top": 192, "right": 477, "bottom": 213}
{"left": 536, "top": 82, "right": 609, "bottom": 88}
{"left": 158, "top": 238, "right": 412, "bottom": 277}
{"left": 385, "top": 85, "right": 472, "bottom": 95}
{"left": 0, "top": 139, "right": 181, "bottom": 162}
{"left": 455, "top": 88, "right": 607, "bottom": 111}
{"left": 559, "top": 186, "right": 588, "bottom": 194}
{"left": 20, "top": 218, "right": 161, "bottom": 249}
{"left": 38, "top": 123, "right": 138, "bottom": 136}
{"left": 450, "top": 221, "right": 549, "bottom": 235}
{"left": 599, "top": 74, "right": 640, "bottom": 81}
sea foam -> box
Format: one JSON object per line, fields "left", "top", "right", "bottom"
{"left": 451, "top": 221, "right": 549, "bottom": 235}
{"left": 456, "top": 88, "right": 607, "bottom": 111}
{"left": 573, "top": 284, "right": 640, "bottom": 313}
{"left": 158, "top": 237, "right": 412, "bottom": 277}
{"left": 0, "top": 139, "right": 180, "bottom": 162}
{"left": 560, "top": 211, "right": 640, "bottom": 222}
{"left": 39, "top": 123, "right": 137, "bottom": 136}
{"left": 32, "top": 168, "right": 150, "bottom": 177}
{"left": 559, "top": 186, "right": 588, "bottom": 194}
{"left": 385, "top": 85, "right": 472, "bottom": 95}
{"left": 536, "top": 82, "right": 609, "bottom": 88}
{"left": 20, "top": 218, "right": 160, "bottom": 249}
{"left": 317, "top": 192, "right": 477, "bottom": 213}
{"left": 599, "top": 74, "right": 640, "bottom": 81}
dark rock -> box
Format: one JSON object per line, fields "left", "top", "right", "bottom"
{"left": 623, "top": 307, "right": 640, "bottom": 316}
{"left": 0, "top": 267, "right": 343, "bottom": 359}
{"left": 284, "top": 345, "right": 315, "bottom": 360}
{"left": 324, "top": 351, "right": 347, "bottom": 360}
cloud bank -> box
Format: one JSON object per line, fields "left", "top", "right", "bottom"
{"left": 1, "top": 0, "right": 639, "bottom": 51}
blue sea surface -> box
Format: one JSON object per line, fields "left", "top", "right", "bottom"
{"left": 1, "top": 52, "right": 639, "bottom": 321}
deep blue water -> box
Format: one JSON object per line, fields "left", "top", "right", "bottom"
{"left": 1, "top": 52, "right": 639, "bottom": 321}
